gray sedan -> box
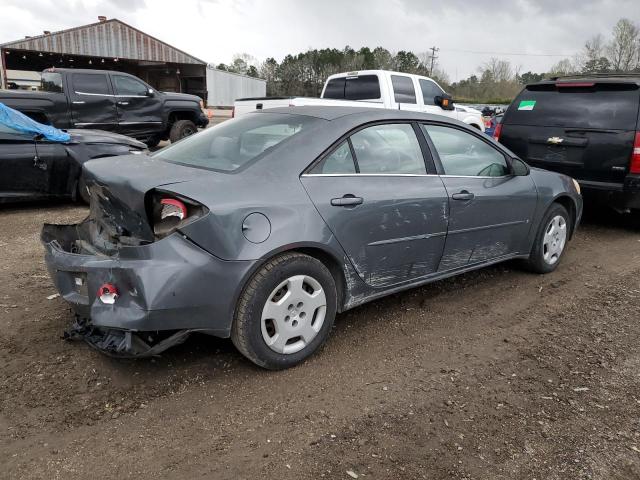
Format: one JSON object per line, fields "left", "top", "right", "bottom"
{"left": 42, "top": 106, "right": 582, "bottom": 369}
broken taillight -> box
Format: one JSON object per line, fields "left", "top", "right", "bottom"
{"left": 160, "top": 198, "right": 187, "bottom": 221}
{"left": 149, "top": 192, "right": 208, "bottom": 239}
{"left": 98, "top": 283, "right": 118, "bottom": 304}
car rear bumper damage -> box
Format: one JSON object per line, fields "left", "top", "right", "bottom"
{"left": 41, "top": 220, "right": 255, "bottom": 357}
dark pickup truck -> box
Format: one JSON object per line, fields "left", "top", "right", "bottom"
{"left": 0, "top": 68, "right": 209, "bottom": 146}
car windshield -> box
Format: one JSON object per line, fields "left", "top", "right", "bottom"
{"left": 154, "top": 113, "right": 322, "bottom": 172}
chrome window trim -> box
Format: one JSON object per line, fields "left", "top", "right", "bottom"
{"left": 76, "top": 91, "right": 114, "bottom": 97}
{"left": 301, "top": 173, "right": 440, "bottom": 178}
{"left": 440, "top": 174, "right": 513, "bottom": 179}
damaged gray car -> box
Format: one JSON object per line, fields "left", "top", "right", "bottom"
{"left": 42, "top": 106, "right": 582, "bottom": 369}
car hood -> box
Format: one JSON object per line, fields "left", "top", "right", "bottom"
{"left": 161, "top": 91, "right": 202, "bottom": 104}
{"left": 67, "top": 129, "right": 146, "bottom": 149}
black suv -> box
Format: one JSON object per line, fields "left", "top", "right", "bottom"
{"left": 497, "top": 75, "right": 640, "bottom": 212}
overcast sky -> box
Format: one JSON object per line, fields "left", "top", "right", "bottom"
{"left": 1, "top": 0, "right": 638, "bottom": 80}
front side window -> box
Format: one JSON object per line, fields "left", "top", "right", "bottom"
{"left": 154, "top": 113, "right": 321, "bottom": 172}
{"left": 113, "top": 75, "right": 148, "bottom": 96}
{"left": 350, "top": 124, "right": 426, "bottom": 174}
{"left": 391, "top": 75, "right": 417, "bottom": 104}
{"left": 423, "top": 125, "right": 509, "bottom": 177}
{"left": 72, "top": 74, "right": 111, "bottom": 95}
{"left": 419, "top": 79, "right": 444, "bottom": 106}
{"left": 310, "top": 141, "right": 356, "bottom": 174}
{"left": 41, "top": 72, "right": 63, "bottom": 93}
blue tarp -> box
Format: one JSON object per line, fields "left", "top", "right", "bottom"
{"left": 0, "top": 102, "right": 71, "bottom": 142}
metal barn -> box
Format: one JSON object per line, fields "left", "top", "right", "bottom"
{"left": 0, "top": 17, "right": 208, "bottom": 100}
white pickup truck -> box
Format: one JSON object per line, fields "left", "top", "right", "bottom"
{"left": 233, "top": 69, "right": 484, "bottom": 131}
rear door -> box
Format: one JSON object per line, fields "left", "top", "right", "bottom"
{"left": 69, "top": 72, "right": 118, "bottom": 131}
{"left": 421, "top": 123, "right": 537, "bottom": 270}
{"left": 111, "top": 74, "right": 163, "bottom": 138}
{"left": 301, "top": 122, "right": 449, "bottom": 287}
{"left": 389, "top": 74, "right": 421, "bottom": 112}
{"left": 500, "top": 82, "right": 640, "bottom": 184}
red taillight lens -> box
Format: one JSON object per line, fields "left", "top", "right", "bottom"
{"left": 98, "top": 283, "right": 118, "bottom": 304}
{"left": 160, "top": 198, "right": 187, "bottom": 221}
{"left": 493, "top": 123, "right": 503, "bottom": 142}
{"left": 631, "top": 132, "right": 640, "bottom": 174}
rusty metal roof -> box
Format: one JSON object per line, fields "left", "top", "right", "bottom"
{"left": 1, "top": 18, "right": 206, "bottom": 65}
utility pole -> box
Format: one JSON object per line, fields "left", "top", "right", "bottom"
{"left": 428, "top": 46, "right": 439, "bottom": 76}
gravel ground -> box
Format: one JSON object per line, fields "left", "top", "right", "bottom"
{"left": 1, "top": 203, "right": 640, "bottom": 479}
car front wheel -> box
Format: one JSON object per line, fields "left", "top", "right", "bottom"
{"left": 231, "top": 252, "right": 337, "bottom": 370}
{"left": 525, "top": 203, "right": 570, "bottom": 274}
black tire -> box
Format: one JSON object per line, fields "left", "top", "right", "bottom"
{"left": 525, "top": 203, "right": 571, "bottom": 274}
{"left": 169, "top": 120, "right": 197, "bottom": 143}
{"left": 231, "top": 252, "right": 337, "bottom": 370}
{"left": 77, "top": 176, "right": 90, "bottom": 204}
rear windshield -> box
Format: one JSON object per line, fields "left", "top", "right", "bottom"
{"left": 506, "top": 83, "right": 640, "bottom": 130}
{"left": 154, "top": 113, "right": 321, "bottom": 172}
{"left": 323, "top": 75, "right": 381, "bottom": 101}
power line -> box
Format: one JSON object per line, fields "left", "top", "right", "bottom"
{"left": 442, "top": 48, "right": 576, "bottom": 57}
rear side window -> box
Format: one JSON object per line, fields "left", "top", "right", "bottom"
{"left": 154, "top": 113, "right": 321, "bottom": 173}
{"left": 41, "top": 72, "right": 63, "bottom": 93}
{"left": 72, "top": 74, "right": 111, "bottom": 95}
{"left": 323, "top": 75, "right": 381, "bottom": 101}
{"left": 419, "top": 79, "right": 443, "bottom": 105}
{"left": 310, "top": 141, "right": 356, "bottom": 174}
{"left": 351, "top": 124, "right": 426, "bottom": 174}
{"left": 391, "top": 75, "right": 417, "bottom": 104}
{"left": 506, "top": 84, "right": 640, "bottom": 130}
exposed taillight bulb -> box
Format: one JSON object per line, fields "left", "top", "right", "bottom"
{"left": 493, "top": 122, "right": 503, "bottom": 142}
{"left": 98, "top": 283, "right": 118, "bottom": 304}
{"left": 160, "top": 198, "right": 187, "bottom": 221}
{"left": 630, "top": 132, "right": 640, "bottom": 174}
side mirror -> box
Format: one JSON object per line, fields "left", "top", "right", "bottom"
{"left": 435, "top": 94, "right": 455, "bottom": 111}
{"left": 511, "top": 158, "right": 530, "bottom": 176}
{"left": 147, "top": 88, "right": 155, "bottom": 97}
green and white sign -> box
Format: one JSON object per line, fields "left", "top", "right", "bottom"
{"left": 518, "top": 100, "right": 536, "bottom": 111}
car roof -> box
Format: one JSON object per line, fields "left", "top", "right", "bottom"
{"left": 253, "top": 105, "right": 466, "bottom": 125}
{"left": 44, "top": 68, "right": 132, "bottom": 75}
{"left": 531, "top": 74, "right": 640, "bottom": 87}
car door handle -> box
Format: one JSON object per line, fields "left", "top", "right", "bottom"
{"left": 331, "top": 195, "right": 363, "bottom": 207}
{"left": 117, "top": 101, "right": 129, "bottom": 105}
{"left": 451, "top": 191, "right": 475, "bottom": 201}
{"left": 72, "top": 101, "right": 85, "bottom": 104}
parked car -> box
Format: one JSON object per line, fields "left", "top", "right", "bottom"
{"left": 497, "top": 74, "right": 640, "bottom": 213}
{"left": 233, "top": 70, "right": 485, "bottom": 131}
{"left": 42, "top": 106, "right": 581, "bottom": 369}
{"left": 0, "top": 102, "right": 146, "bottom": 203}
{"left": 0, "top": 68, "right": 209, "bottom": 147}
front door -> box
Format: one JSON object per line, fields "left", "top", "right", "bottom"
{"left": 111, "top": 74, "right": 164, "bottom": 138}
{"left": 418, "top": 78, "right": 458, "bottom": 120}
{"left": 421, "top": 123, "right": 538, "bottom": 271}
{"left": 69, "top": 72, "right": 118, "bottom": 132}
{"left": 301, "top": 123, "right": 449, "bottom": 287}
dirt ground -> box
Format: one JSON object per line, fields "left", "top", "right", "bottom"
{"left": 1, "top": 203, "right": 640, "bottom": 480}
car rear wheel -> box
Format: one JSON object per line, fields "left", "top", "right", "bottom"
{"left": 525, "top": 203, "right": 570, "bottom": 274}
{"left": 169, "top": 120, "right": 197, "bottom": 143}
{"left": 231, "top": 252, "right": 337, "bottom": 370}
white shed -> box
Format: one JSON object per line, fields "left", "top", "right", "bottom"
{"left": 206, "top": 66, "right": 266, "bottom": 107}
